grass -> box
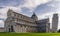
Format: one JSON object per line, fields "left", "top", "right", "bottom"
{"left": 0, "top": 32, "right": 60, "bottom": 36}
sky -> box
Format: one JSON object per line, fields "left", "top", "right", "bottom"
{"left": 0, "top": 0, "right": 60, "bottom": 29}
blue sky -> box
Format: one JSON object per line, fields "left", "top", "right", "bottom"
{"left": 0, "top": 0, "right": 60, "bottom": 29}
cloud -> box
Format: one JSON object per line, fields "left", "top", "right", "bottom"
{"left": 20, "top": 0, "right": 51, "bottom": 8}
{"left": 0, "top": 0, "right": 51, "bottom": 13}
{"left": 33, "top": 0, "right": 58, "bottom": 15}
{"left": 18, "top": 0, "right": 51, "bottom": 12}
{"left": 0, "top": 8, "right": 8, "bottom": 20}
{"left": 0, "top": 0, "right": 50, "bottom": 9}
{"left": 0, "top": 0, "right": 25, "bottom": 7}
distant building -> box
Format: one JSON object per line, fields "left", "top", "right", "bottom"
{"left": 0, "top": 27, "right": 4, "bottom": 32}
{"left": 52, "top": 13, "right": 58, "bottom": 32}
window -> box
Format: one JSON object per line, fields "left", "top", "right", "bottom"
{"left": 24, "top": 25, "right": 26, "bottom": 28}
{"left": 21, "top": 25, "right": 22, "bottom": 27}
{"left": 18, "top": 15, "right": 19, "bottom": 17}
{"left": 21, "top": 16, "right": 22, "bottom": 18}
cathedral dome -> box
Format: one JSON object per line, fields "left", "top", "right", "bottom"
{"left": 31, "top": 12, "right": 38, "bottom": 21}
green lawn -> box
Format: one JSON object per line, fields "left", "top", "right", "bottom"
{"left": 0, "top": 33, "right": 60, "bottom": 36}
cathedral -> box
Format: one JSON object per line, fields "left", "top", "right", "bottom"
{"left": 4, "top": 9, "right": 58, "bottom": 33}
